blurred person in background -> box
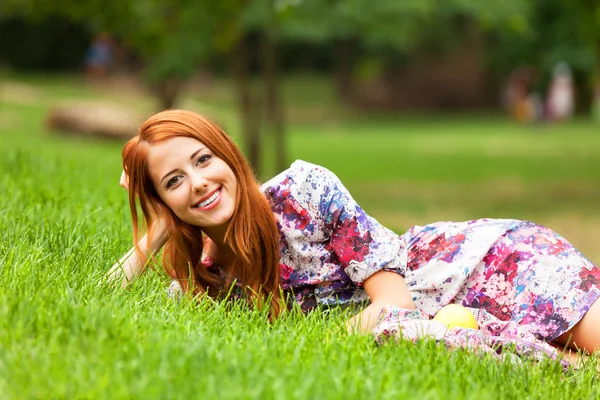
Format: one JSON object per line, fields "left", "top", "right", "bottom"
{"left": 503, "top": 66, "right": 538, "bottom": 123}
{"left": 85, "top": 32, "right": 114, "bottom": 79}
{"left": 545, "top": 62, "right": 575, "bottom": 122}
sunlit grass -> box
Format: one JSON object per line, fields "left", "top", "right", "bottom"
{"left": 0, "top": 74, "right": 599, "bottom": 399}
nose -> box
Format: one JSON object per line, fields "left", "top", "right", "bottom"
{"left": 190, "top": 171, "right": 208, "bottom": 193}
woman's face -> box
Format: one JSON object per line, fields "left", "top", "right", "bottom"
{"left": 146, "top": 136, "right": 237, "bottom": 231}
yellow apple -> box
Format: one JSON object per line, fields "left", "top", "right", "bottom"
{"left": 433, "top": 304, "right": 479, "bottom": 330}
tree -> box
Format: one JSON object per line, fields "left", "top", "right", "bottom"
{"left": 1, "top": 0, "right": 237, "bottom": 110}
{"left": 278, "top": 0, "right": 532, "bottom": 103}
{"left": 1, "top": 0, "right": 272, "bottom": 171}
{"left": 243, "top": 0, "right": 288, "bottom": 172}
{"left": 487, "top": 0, "right": 600, "bottom": 110}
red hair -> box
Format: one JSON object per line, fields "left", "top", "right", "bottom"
{"left": 122, "top": 110, "right": 281, "bottom": 316}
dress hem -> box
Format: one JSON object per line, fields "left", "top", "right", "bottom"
{"left": 548, "top": 287, "right": 600, "bottom": 342}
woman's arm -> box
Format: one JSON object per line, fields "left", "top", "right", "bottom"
{"left": 288, "top": 163, "right": 413, "bottom": 332}
{"left": 106, "top": 220, "right": 169, "bottom": 288}
{"left": 347, "top": 270, "right": 416, "bottom": 333}
{"left": 106, "top": 170, "right": 169, "bottom": 287}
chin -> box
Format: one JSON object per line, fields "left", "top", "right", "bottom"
{"left": 210, "top": 216, "right": 234, "bottom": 227}
{"left": 198, "top": 213, "right": 234, "bottom": 229}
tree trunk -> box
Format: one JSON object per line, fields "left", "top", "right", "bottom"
{"left": 262, "top": 19, "right": 286, "bottom": 172}
{"left": 153, "top": 78, "right": 183, "bottom": 110}
{"left": 232, "top": 32, "right": 261, "bottom": 173}
{"left": 333, "top": 38, "right": 355, "bottom": 99}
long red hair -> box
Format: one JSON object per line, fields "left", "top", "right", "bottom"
{"left": 122, "top": 110, "right": 281, "bottom": 315}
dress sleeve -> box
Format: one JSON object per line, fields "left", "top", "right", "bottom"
{"left": 372, "top": 305, "right": 569, "bottom": 370}
{"left": 291, "top": 161, "right": 407, "bottom": 286}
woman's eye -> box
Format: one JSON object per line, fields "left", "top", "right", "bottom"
{"left": 166, "top": 176, "right": 181, "bottom": 189}
{"left": 196, "top": 154, "right": 212, "bottom": 166}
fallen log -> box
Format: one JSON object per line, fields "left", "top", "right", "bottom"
{"left": 46, "top": 103, "right": 141, "bottom": 139}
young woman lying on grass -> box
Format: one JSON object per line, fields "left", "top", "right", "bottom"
{"left": 108, "top": 109, "right": 600, "bottom": 366}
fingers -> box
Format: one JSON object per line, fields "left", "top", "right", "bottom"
{"left": 120, "top": 170, "right": 130, "bottom": 191}
{"left": 202, "top": 235, "right": 218, "bottom": 260}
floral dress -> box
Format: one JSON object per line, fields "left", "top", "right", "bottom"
{"left": 261, "top": 160, "right": 600, "bottom": 345}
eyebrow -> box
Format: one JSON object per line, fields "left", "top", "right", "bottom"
{"left": 160, "top": 147, "right": 207, "bottom": 184}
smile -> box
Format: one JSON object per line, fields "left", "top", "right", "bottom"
{"left": 193, "top": 188, "right": 221, "bottom": 209}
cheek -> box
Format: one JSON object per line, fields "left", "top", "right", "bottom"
{"left": 228, "top": 173, "right": 238, "bottom": 193}
{"left": 162, "top": 191, "right": 188, "bottom": 212}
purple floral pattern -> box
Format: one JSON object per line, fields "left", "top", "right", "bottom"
{"left": 261, "top": 160, "right": 407, "bottom": 311}
{"left": 240, "top": 161, "right": 600, "bottom": 350}
{"left": 372, "top": 305, "right": 572, "bottom": 369}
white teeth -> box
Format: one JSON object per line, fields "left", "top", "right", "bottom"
{"left": 197, "top": 190, "right": 219, "bottom": 208}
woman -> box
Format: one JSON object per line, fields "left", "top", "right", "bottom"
{"left": 109, "top": 109, "right": 600, "bottom": 357}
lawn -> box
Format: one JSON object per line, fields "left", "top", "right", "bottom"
{"left": 1, "top": 73, "right": 599, "bottom": 399}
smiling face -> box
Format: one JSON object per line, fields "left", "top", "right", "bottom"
{"left": 146, "top": 136, "right": 238, "bottom": 234}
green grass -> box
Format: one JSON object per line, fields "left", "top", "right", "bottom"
{"left": 1, "top": 74, "right": 599, "bottom": 399}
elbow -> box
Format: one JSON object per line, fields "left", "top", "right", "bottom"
{"left": 363, "top": 270, "right": 416, "bottom": 311}
{"left": 371, "top": 297, "right": 415, "bottom": 311}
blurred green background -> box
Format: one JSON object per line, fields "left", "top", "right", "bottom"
{"left": 2, "top": 1, "right": 600, "bottom": 398}
{"left": 2, "top": 0, "right": 600, "bottom": 261}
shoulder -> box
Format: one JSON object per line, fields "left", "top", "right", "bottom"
{"left": 261, "top": 160, "right": 343, "bottom": 209}
{"left": 262, "top": 160, "right": 337, "bottom": 194}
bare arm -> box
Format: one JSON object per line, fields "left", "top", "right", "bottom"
{"left": 105, "top": 170, "right": 169, "bottom": 287}
{"left": 106, "top": 220, "right": 169, "bottom": 287}
{"left": 347, "top": 270, "right": 416, "bottom": 333}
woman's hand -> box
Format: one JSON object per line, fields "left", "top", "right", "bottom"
{"left": 120, "top": 170, "right": 129, "bottom": 191}
{"left": 105, "top": 169, "right": 169, "bottom": 287}
{"left": 347, "top": 270, "right": 416, "bottom": 334}
{"left": 202, "top": 235, "right": 219, "bottom": 262}
{"left": 120, "top": 169, "right": 167, "bottom": 237}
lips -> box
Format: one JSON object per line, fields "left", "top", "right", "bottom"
{"left": 192, "top": 187, "right": 221, "bottom": 209}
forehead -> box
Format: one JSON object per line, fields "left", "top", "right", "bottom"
{"left": 146, "top": 136, "right": 206, "bottom": 173}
